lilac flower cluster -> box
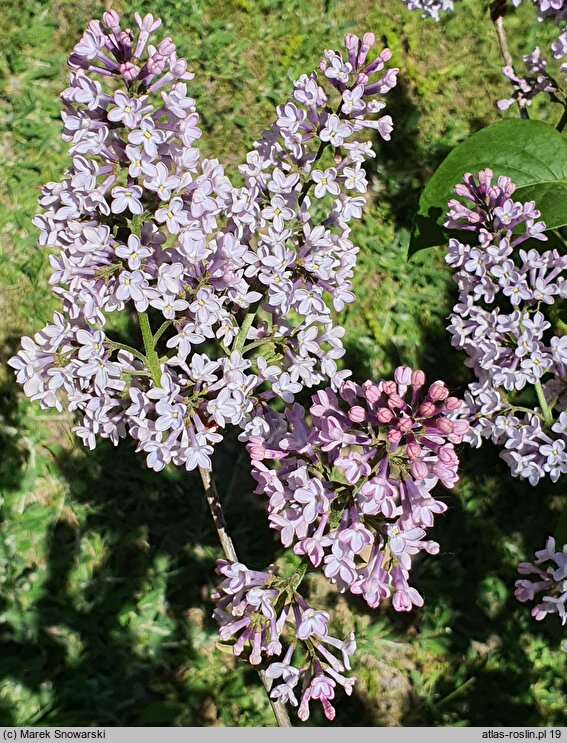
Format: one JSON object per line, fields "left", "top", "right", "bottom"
{"left": 400, "top": 0, "right": 457, "bottom": 21}
{"left": 445, "top": 169, "right": 567, "bottom": 485}
{"left": 9, "top": 15, "right": 398, "bottom": 472}
{"left": 213, "top": 560, "right": 356, "bottom": 721}
{"left": 499, "top": 1, "right": 567, "bottom": 110}
{"left": 515, "top": 536, "right": 567, "bottom": 632}
{"left": 247, "top": 368, "right": 468, "bottom": 611}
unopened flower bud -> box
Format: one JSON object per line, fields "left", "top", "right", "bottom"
{"left": 364, "top": 384, "right": 381, "bottom": 404}
{"left": 394, "top": 365, "right": 412, "bottom": 386}
{"left": 348, "top": 405, "right": 366, "bottom": 423}
{"left": 418, "top": 401, "right": 435, "bottom": 417}
{"left": 411, "top": 370, "right": 426, "bottom": 388}
{"left": 428, "top": 381, "right": 449, "bottom": 401}
{"left": 436, "top": 418, "right": 453, "bottom": 434}
{"left": 445, "top": 396, "right": 462, "bottom": 411}
{"left": 102, "top": 10, "right": 120, "bottom": 31}
{"left": 120, "top": 62, "right": 139, "bottom": 81}
{"left": 387, "top": 393, "right": 405, "bottom": 409}
{"left": 376, "top": 407, "right": 394, "bottom": 423}
{"left": 406, "top": 441, "right": 422, "bottom": 460}
{"left": 387, "top": 429, "right": 402, "bottom": 447}
{"left": 411, "top": 459, "right": 428, "bottom": 480}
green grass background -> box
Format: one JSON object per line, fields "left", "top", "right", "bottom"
{"left": 0, "top": 0, "right": 565, "bottom": 726}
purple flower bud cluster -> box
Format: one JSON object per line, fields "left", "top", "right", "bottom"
{"left": 400, "top": 0, "right": 457, "bottom": 21}
{"left": 445, "top": 169, "right": 567, "bottom": 485}
{"left": 499, "top": 1, "right": 567, "bottom": 110}
{"left": 8, "top": 15, "right": 398, "bottom": 471}
{"left": 247, "top": 368, "right": 468, "bottom": 611}
{"left": 515, "top": 536, "right": 567, "bottom": 631}
{"left": 213, "top": 560, "right": 356, "bottom": 721}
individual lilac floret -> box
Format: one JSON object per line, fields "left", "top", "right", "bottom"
{"left": 9, "top": 20, "right": 398, "bottom": 472}
{"left": 247, "top": 368, "right": 468, "bottom": 610}
{"left": 515, "top": 537, "right": 567, "bottom": 635}
{"left": 444, "top": 169, "right": 567, "bottom": 485}
{"left": 400, "top": 0, "right": 456, "bottom": 21}
{"left": 213, "top": 560, "right": 356, "bottom": 721}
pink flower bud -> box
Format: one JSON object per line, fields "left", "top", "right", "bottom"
{"left": 406, "top": 441, "right": 422, "bottom": 460}
{"left": 348, "top": 405, "right": 366, "bottom": 423}
{"left": 451, "top": 420, "right": 470, "bottom": 435}
{"left": 119, "top": 30, "right": 133, "bottom": 49}
{"left": 437, "top": 446, "right": 457, "bottom": 464}
{"left": 418, "top": 401, "right": 435, "bottom": 417}
{"left": 445, "top": 396, "right": 462, "bottom": 411}
{"left": 394, "top": 365, "right": 412, "bottom": 386}
{"left": 387, "top": 429, "right": 402, "bottom": 447}
{"left": 428, "top": 381, "right": 449, "bottom": 401}
{"left": 397, "top": 417, "right": 413, "bottom": 432}
{"left": 383, "top": 381, "right": 396, "bottom": 395}
{"left": 364, "top": 384, "right": 381, "bottom": 404}
{"left": 103, "top": 10, "right": 121, "bottom": 31}
{"left": 411, "top": 370, "right": 426, "bottom": 388}
{"left": 376, "top": 407, "right": 394, "bottom": 423}
{"left": 411, "top": 459, "right": 429, "bottom": 480}
{"left": 120, "top": 62, "right": 140, "bottom": 81}
{"left": 387, "top": 393, "right": 405, "bottom": 409}
{"left": 436, "top": 418, "right": 453, "bottom": 434}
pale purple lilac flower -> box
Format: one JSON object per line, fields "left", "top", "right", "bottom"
{"left": 445, "top": 169, "right": 566, "bottom": 485}
{"left": 400, "top": 0, "right": 457, "bottom": 21}
{"left": 247, "top": 368, "right": 468, "bottom": 610}
{"left": 9, "top": 19, "right": 398, "bottom": 473}
{"left": 213, "top": 560, "right": 356, "bottom": 721}
{"left": 515, "top": 536, "right": 567, "bottom": 636}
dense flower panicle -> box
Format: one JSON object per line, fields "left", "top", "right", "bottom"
{"left": 515, "top": 536, "right": 567, "bottom": 630}
{"left": 445, "top": 169, "right": 567, "bottom": 485}
{"left": 400, "top": 0, "right": 456, "bottom": 21}
{"left": 212, "top": 560, "right": 356, "bottom": 721}
{"left": 8, "top": 16, "right": 398, "bottom": 471}
{"left": 247, "top": 368, "right": 468, "bottom": 610}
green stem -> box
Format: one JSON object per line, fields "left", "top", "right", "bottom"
{"left": 106, "top": 340, "right": 148, "bottom": 365}
{"left": 242, "top": 338, "right": 272, "bottom": 355}
{"left": 233, "top": 305, "right": 260, "bottom": 354}
{"left": 534, "top": 380, "right": 553, "bottom": 428}
{"left": 138, "top": 311, "right": 162, "bottom": 385}
{"left": 153, "top": 320, "right": 172, "bottom": 345}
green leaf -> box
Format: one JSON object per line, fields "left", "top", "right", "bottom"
{"left": 409, "top": 119, "right": 567, "bottom": 256}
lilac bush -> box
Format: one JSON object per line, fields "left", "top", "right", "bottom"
{"left": 9, "top": 4, "right": 564, "bottom": 723}
{"left": 9, "top": 9, "right": 469, "bottom": 723}
{"left": 444, "top": 169, "right": 566, "bottom": 485}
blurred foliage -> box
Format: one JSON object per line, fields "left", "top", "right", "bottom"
{"left": 0, "top": 0, "right": 565, "bottom": 727}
